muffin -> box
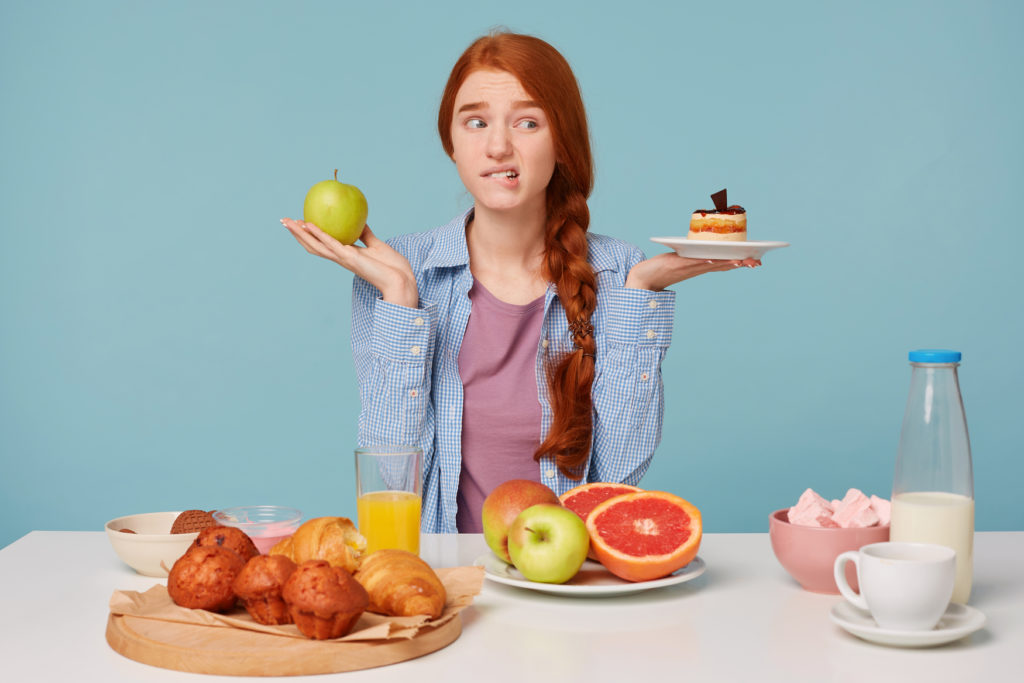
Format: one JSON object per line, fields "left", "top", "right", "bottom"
{"left": 194, "top": 525, "right": 260, "bottom": 563}
{"left": 282, "top": 560, "right": 370, "bottom": 639}
{"left": 167, "top": 545, "right": 245, "bottom": 612}
{"left": 172, "top": 509, "right": 217, "bottom": 534}
{"left": 232, "top": 554, "right": 298, "bottom": 625}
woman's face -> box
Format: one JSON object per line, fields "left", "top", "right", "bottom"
{"left": 450, "top": 69, "right": 557, "bottom": 218}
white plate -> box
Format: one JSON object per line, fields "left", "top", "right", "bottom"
{"left": 650, "top": 237, "right": 790, "bottom": 261}
{"left": 829, "top": 601, "right": 986, "bottom": 648}
{"left": 474, "top": 553, "right": 706, "bottom": 596}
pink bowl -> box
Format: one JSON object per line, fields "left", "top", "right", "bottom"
{"left": 768, "top": 508, "right": 890, "bottom": 594}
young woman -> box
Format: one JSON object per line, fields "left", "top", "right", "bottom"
{"left": 282, "top": 33, "right": 760, "bottom": 533}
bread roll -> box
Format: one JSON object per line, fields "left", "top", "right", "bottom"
{"left": 355, "top": 549, "right": 446, "bottom": 619}
{"left": 269, "top": 517, "right": 366, "bottom": 573}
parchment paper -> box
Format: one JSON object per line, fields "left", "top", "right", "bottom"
{"left": 109, "top": 565, "right": 484, "bottom": 642}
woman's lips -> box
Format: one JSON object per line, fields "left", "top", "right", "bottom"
{"left": 483, "top": 168, "right": 519, "bottom": 187}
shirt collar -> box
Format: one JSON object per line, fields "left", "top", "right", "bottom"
{"left": 587, "top": 238, "right": 617, "bottom": 274}
{"left": 422, "top": 208, "right": 473, "bottom": 270}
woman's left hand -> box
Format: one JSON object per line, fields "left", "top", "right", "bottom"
{"left": 624, "top": 252, "right": 761, "bottom": 291}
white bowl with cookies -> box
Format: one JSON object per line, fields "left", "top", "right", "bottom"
{"left": 105, "top": 511, "right": 211, "bottom": 577}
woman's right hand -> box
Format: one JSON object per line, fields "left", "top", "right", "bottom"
{"left": 281, "top": 218, "right": 419, "bottom": 308}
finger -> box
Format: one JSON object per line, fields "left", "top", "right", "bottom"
{"left": 358, "top": 224, "right": 382, "bottom": 247}
{"left": 286, "top": 224, "right": 337, "bottom": 260}
{"left": 704, "top": 261, "right": 739, "bottom": 274}
{"left": 300, "top": 221, "right": 350, "bottom": 252}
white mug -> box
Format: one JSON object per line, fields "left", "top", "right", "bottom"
{"left": 834, "top": 541, "right": 955, "bottom": 631}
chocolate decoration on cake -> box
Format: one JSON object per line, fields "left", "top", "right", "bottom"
{"left": 711, "top": 189, "right": 728, "bottom": 212}
{"left": 694, "top": 206, "right": 746, "bottom": 216}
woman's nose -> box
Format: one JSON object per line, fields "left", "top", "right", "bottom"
{"left": 486, "top": 126, "right": 512, "bottom": 159}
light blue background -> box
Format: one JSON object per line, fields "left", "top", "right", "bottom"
{"left": 2, "top": 1, "right": 1022, "bottom": 548}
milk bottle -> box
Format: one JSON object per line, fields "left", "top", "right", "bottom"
{"left": 890, "top": 349, "right": 974, "bottom": 604}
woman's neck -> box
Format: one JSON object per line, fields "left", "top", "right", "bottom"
{"left": 466, "top": 203, "right": 549, "bottom": 304}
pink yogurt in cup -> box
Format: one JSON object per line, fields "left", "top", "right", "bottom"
{"left": 212, "top": 506, "right": 302, "bottom": 554}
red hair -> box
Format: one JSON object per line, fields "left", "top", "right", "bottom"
{"left": 438, "top": 32, "right": 597, "bottom": 479}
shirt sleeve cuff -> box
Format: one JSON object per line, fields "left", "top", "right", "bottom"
{"left": 603, "top": 287, "right": 675, "bottom": 347}
{"left": 372, "top": 299, "right": 437, "bottom": 361}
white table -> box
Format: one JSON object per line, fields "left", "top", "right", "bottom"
{"left": 1, "top": 531, "right": 1021, "bottom": 682}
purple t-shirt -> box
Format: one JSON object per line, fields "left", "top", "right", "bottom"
{"left": 455, "top": 279, "right": 545, "bottom": 533}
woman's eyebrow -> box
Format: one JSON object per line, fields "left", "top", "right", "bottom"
{"left": 456, "top": 99, "right": 542, "bottom": 113}
{"left": 513, "top": 99, "right": 542, "bottom": 110}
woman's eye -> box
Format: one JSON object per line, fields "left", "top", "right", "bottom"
{"left": 516, "top": 120, "right": 538, "bottom": 129}
{"left": 466, "top": 118, "right": 485, "bottom": 129}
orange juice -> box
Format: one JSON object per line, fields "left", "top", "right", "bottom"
{"left": 357, "top": 490, "right": 421, "bottom": 554}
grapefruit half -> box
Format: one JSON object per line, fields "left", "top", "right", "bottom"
{"left": 586, "top": 491, "right": 702, "bottom": 582}
{"left": 559, "top": 482, "right": 643, "bottom": 524}
{"left": 560, "top": 482, "right": 643, "bottom": 559}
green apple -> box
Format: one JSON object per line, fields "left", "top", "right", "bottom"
{"left": 507, "top": 504, "right": 590, "bottom": 584}
{"left": 302, "top": 169, "right": 368, "bottom": 245}
{"left": 481, "top": 480, "right": 560, "bottom": 563}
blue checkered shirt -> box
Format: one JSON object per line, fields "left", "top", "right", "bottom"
{"left": 351, "top": 209, "right": 675, "bottom": 533}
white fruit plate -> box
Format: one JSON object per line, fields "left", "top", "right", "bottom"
{"left": 474, "top": 553, "right": 706, "bottom": 597}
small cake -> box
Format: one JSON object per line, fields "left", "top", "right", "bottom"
{"left": 282, "top": 560, "right": 370, "bottom": 640}
{"left": 171, "top": 509, "right": 217, "bottom": 534}
{"left": 194, "top": 525, "right": 260, "bottom": 563}
{"left": 167, "top": 545, "right": 245, "bottom": 612}
{"left": 233, "top": 554, "right": 298, "bottom": 625}
{"left": 688, "top": 188, "right": 747, "bottom": 241}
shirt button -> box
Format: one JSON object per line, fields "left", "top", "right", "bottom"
{"left": 645, "top": 329, "right": 656, "bottom": 340}
{"left": 410, "top": 345, "right": 421, "bottom": 356}
{"left": 648, "top": 300, "right": 659, "bottom": 309}
{"left": 413, "top": 317, "right": 425, "bottom": 326}
{"left": 409, "top": 389, "right": 418, "bottom": 397}
{"left": 542, "top": 339, "right": 549, "bottom": 349}
{"left": 640, "top": 372, "right": 649, "bottom": 382}
{"left": 545, "top": 469, "right": 556, "bottom": 479}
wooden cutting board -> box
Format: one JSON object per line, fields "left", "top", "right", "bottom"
{"left": 106, "top": 612, "right": 462, "bottom": 676}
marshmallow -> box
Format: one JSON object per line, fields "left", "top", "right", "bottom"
{"left": 786, "top": 488, "right": 891, "bottom": 528}
{"left": 787, "top": 488, "right": 836, "bottom": 527}
{"left": 832, "top": 488, "right": 872, "bottom": 528}
{"left": 870, "top": 495, "right": 891, "bottom": 526}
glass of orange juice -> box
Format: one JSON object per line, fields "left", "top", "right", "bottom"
{"left": 354, "top": 446, "right": 422, "bottom": 555}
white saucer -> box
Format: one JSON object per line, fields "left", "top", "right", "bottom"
{"left": 829, "top": 601, "right": 986, "bottom": 648}
{"left": 475, "top": 553, "right": 705, "bottom": 597}
{"left": 650, "top": 237, "right": 789, "bottom": 261}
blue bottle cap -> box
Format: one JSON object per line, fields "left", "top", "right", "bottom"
{"left": 908, "top": 349, "right": 962, "bottom": 363}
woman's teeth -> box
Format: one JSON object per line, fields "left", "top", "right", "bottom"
{"left": 489, "top": 170, "right": 518, "bottom": 178}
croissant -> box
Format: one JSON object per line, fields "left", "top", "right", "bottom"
{"left": 269, "top": 517, "right": 366, "bottom": 573}
{"left": 354, "top": 549, "right": 447, "bottom": 619}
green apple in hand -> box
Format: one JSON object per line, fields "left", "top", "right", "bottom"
{"left": 303, "top": 169, "right": 368, "bottom": 245}
{"left": 507, "top": 504, "right": 590, "bottom": 584}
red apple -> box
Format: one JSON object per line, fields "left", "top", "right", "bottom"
{"left": 481, "top": 480, "right": 560, "bottom": 563}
